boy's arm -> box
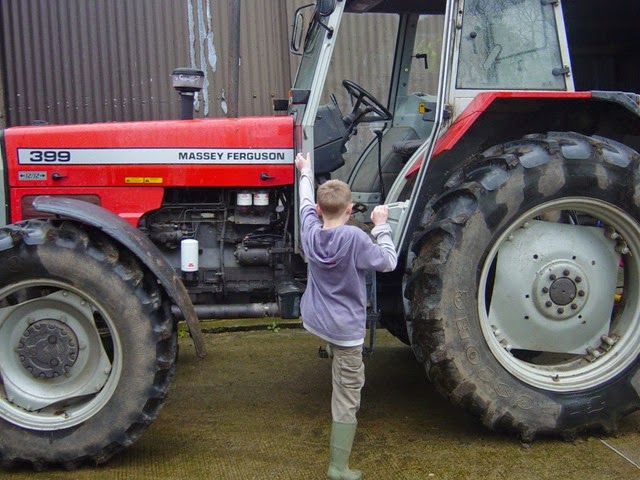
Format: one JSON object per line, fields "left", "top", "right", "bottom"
{"left": 296, "top": 153, "right": 320, "bottom": 249}
{"left": 370, "top": 223, "right": 398, "bottom": 272}
{"left": 367, "top": 205, "right": 397, "bottom": 272}
{"left": 298, "top": 166, "right": 315, "bottom": 211}
{"left": 296, "top": 152, "right": 315, "bottom": 211}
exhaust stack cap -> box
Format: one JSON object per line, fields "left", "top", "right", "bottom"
{"left": 172, "top": 68, "right": 205, "bottom": 94}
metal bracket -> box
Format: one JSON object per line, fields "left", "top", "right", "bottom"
{"left": 552, "top": 66, "right": 571, "bottom": 77}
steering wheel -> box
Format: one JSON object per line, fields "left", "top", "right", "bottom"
{"left": 342, "top": 79, "right": 393, "bottom": 125}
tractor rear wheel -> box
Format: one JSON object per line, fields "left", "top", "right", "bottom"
{"left": 0, "top": 220, "right": 177, "bottom": 469}
{"left": 405, "top": 132, "right": 640, "bottom": 439}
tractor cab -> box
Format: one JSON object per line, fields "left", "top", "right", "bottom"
{"left": 288, "top": 0, "right": 577, "bottom": 249}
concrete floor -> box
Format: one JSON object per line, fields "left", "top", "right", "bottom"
{"left": 3, "top": 327, "right": 640, "bottom": 479}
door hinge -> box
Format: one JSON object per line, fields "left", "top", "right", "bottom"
{"left": 552, "top": 66, "right": 571, "bottom": 77}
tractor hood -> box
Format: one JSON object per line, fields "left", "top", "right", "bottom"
{"left": 4, "top": 115, "right": 294, "bottom": 224}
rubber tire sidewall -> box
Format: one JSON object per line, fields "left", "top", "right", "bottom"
{"left": 0, "top": 223, "right": 176, "bottom": 466}
{"left": 409, "top": 133, "right": 640, "bottom": 437}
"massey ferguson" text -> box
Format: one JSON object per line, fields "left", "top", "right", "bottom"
{"left": 178, "top": 151, "right": 287, "bottom": 161}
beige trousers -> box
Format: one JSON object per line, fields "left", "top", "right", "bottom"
{"left": 331, "top": 344, "right": 365, "bottom": 424}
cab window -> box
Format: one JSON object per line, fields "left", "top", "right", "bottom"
{"left": 457, "top": 0, "right": 565, "bottom": 90}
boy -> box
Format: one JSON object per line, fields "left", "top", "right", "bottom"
{"left": 295, "top": 152, "right": 397, "bottom": 480}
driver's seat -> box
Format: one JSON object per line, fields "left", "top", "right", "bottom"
{"left": 350, "top": 126, "right": 419, "bottom": 194}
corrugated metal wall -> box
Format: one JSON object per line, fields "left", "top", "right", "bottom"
{"left": 2, "top": 0, "right": 187, "bottom": 124}
{"left": 0, "top": 2, "right": 442, "bottom": 128}
{"left": 0, "top": 0, "right": 292, "bottom": 126}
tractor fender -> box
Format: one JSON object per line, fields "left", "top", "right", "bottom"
{"left": 32, "top": 195, "right": 206, "bottom": 357}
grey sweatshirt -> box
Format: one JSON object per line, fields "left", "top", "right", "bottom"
{"left": 298, "top": 167, "right": 398, "bottom": 346}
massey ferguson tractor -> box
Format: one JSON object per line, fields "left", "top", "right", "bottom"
{"left": 1, "top": 0, "right": 640, "bottom": 468}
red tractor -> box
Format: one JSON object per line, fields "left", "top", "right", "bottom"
{"left": 1, "top": 0, "right": 640, "bottom": 468}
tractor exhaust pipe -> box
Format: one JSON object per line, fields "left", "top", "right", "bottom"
{"left": 171, "top": 303, "right": 280, "bottom": 320}
{"left": 172, "top": 68, "right": 205, "bottom": 120}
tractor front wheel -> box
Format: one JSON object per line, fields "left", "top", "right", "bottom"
{"left": 0, "top": 220, "right": 177, "bottom": 469}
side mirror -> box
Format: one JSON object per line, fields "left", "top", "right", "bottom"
{"left": 315, "top": 0, "right": 336, "bottom": 17}
{"left": 290, "top": 1, "right": 337, "bottom": 55}
{"left": 290, "top": 3, "right": 314, "bottom": 55}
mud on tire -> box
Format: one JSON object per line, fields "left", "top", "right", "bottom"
{"left": 0, "top": 220, "right": 177, "bottom": 469}
{"left": 405, "top": 132, "right": 640, "bottom": 440}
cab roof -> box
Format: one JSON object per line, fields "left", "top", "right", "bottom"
{"left": 345, "top": 0, "right": 446, "bottom": 15}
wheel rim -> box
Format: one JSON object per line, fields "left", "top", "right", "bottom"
{"left": 479, "top": 197, "right": 640, "bottom": 392}
{"left": 0, "top": 280, "right": 121, "bottom": 430}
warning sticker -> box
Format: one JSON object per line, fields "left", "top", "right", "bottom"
{"left": 125, "top": 177, "right": 163, "bottom": 184}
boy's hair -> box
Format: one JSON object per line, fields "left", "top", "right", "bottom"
{"left": 317, "top": 179, "right": 352, "bottom": 218}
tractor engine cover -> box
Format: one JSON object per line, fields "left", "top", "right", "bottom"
{"left": 4, "top": 116, "right": 295, "bottom": 225}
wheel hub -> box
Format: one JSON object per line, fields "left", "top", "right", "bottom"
{"left": 532, "top": 261, "right": 588, "bottom": 320}
{"left": 17, "top": 319, "right": 79, "bottom": 378}
{"left": 488, "top": 220, "right": 619, "bottom": 354}
{"left": 549, "top": 278, "right": 576, "bottom": 305}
